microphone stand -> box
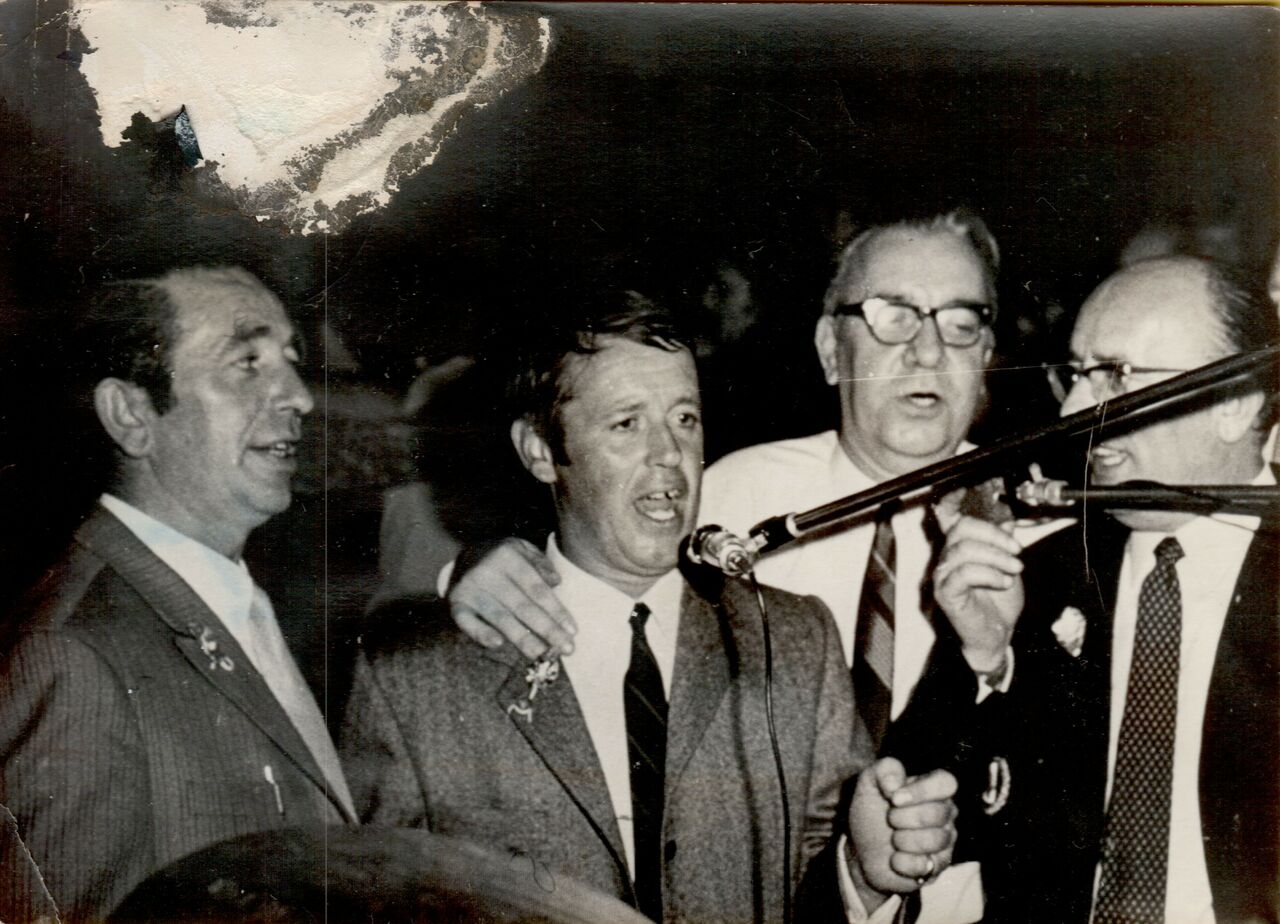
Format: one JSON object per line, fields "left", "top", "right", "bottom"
{"left": 737, "top": 347, "right": 1279, "bottom": 558}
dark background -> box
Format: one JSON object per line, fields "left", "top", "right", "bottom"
{"left": 1, "top": 3, "right": 1277, "bottom": 644}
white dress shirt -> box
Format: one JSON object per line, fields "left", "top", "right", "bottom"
{"left": 545, "top": 535, "right": 683, "bottom": 879}
{"left": 1095, "top": 464, "right": 1274, "bottom": 924}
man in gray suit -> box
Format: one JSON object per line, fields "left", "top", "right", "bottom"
{"left": 342, "top": 295, "right": 957, "bottom": 923}
{"left": 0, "top": 267, "right": 356, "bottom": 921}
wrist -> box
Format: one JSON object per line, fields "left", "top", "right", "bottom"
{"left": 845, "top": 848, "right": 888, "bottom": 915}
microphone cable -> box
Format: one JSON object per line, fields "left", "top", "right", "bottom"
{"left": 747, "top": 569, "right": 792, "bottom": 924}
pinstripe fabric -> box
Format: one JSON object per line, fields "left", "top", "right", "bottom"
{"left": 0, "top": 509, "right": 350, "bottom": 922}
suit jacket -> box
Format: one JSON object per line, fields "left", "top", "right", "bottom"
{"left": 0, "top": 508, "right": 355, "bottom": 921}
{"left": 888, "top": 513, "right": 1280, "bottom": 924}
{"left": 341, "top": 573, "right": 871, "bottom": 924}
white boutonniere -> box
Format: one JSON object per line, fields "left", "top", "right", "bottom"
{"left": 187, "top": 623, "right": 235, "bottom": 672}
{"left": 506, "top": 655, "right": 561, "bottom": 724}
{"left": 1051, "top": 607, "right": 1086, "bottom": 658}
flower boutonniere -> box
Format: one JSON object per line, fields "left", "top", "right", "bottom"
{"left": 187, "top": 622, "right": 235, "bottom": 672}
{"left": 1050, "top": 606, "right": 1087, "bottom": 658}
{"left": 506, "top": 655, "right": 561, "bottom": 724}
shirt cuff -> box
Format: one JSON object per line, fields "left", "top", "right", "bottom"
{"left": 836, "top": 834, "right": 902, "bottom": 923}
{"left": 974, "top": 646, "right": 1014, "bottom": 704}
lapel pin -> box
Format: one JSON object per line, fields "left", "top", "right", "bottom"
{"left": 506, "top": 655, "right": 561, "bottom": 724}
{"left": 189, "top": 623, "right": 235, "bottom": 672}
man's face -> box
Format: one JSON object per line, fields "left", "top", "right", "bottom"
{"left": 550, "top": 338, "right": 702, "bottom": 596}
{"left": 1060, "top": 261, "right": 1254, "bottom": 531}
{"left": 139, "top": 273, "right": 313, "bottom": 552}
{"left": 816, "top": 227, "right": 994, "bottom": 480}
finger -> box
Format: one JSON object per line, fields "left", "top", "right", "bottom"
{"left": 452, "top": 606, "right": 505, "bottom": 649}
{"left": 942, "top": 538, "right": 1025, "bottom": 576}
{"left": 890, "top": 849, "right": 943, "bottom": 882}
{"left": 506, "top": 593, "right": 576, "bottom": 656}
{"left": 891, "top": 826, "right": 953, "bottom": 855}
{"left": 460, "top": 588, "right": 553, "bottom": 659}
{"left": 890, "top": 769, "right": 957, "bottom": 807}
{"left": 945, "top": 515, "right": 1024, "bottom": 556}
{"left": 512, "top": 539, "right": 565, "bottom": 588}
{"left": 871, "top": 756, "right": 908, "bottom": 802}
{"left": 887, "top": 799, "right": 954, "bottom": 830}
{"left": 939, "top": 561, "right": 1020, "bottom": 594}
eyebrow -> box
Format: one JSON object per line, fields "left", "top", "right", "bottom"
{"left": 217, "top": 320, "right": 303, "bottom": 360}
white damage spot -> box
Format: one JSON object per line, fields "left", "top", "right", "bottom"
{"left": 73, "top": 0, "right": 549, "bottom": 233}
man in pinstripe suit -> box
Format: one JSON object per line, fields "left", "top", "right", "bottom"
{"left": 0, "top": 268, "right": 355, "bottom": 921}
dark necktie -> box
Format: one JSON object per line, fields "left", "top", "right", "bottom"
{"left": 853, "top": 511, "right": 896, "bottom": 749}
{"left": 625, "top": 602, "right": 668, "bottom": 921}
{"left": 1094, "top": 536, "right": 1184, "bottom": 924}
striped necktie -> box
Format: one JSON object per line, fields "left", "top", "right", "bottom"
{"left": 853, "top": 510, "right": 896, "bottom": 749}
{"left": 1094, "top": 536, "right": 1184, "bottom": 924}
{"left": 624, "top": 602, "right": 667, "bottom": 921}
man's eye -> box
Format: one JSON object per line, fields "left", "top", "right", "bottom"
{"left": 611, "top": 417, "right": 637, "bottom": 431}
{"left": 676, "top": 411, "right": 701, "bottom": 427}
{"left": 235, "top": 354, "right": 259, "bottom": 370}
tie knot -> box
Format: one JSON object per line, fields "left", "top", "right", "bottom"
{"left": 630, "top": 602, "right": 651, "bottom": 634}
{"left": 1154, "top": 536, "right": 1184, "bottom": 567}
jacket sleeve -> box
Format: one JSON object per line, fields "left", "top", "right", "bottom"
{"left": 0, "top": 630, "right": 154, "bottom": 921}
{"left": 339, "top": 648, "right": 429, "bottom": 827}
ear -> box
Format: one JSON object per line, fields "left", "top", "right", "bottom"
{"left": 1213, "top": 390, "right": 1267, "bottom": 445}
{"left": 510, "top": 418, "right": 558, "bottom": 486}
{"left": 814, "top": 315, "right": 841, "bottom": 386}
{"left": 93, "top": 378, "right": 158, "bottom": 458}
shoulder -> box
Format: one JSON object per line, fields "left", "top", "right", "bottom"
{"left": 356, "top": 599, "right": 505, "bottom": 690}
{"left": 706, "top": 431, "right": 837, "bottom": 485}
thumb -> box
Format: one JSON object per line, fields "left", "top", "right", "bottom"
{"left": 871, "top": 756, "right": 908, "bottom": 803}
{"left": 932, "top": 488, "right": 966, "bottom": 535}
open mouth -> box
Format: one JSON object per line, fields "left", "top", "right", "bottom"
{"left": 1090, "top": 445, "right": 1126, "bottom": 470}
{"left": 250, "top": 440, "right": 299, "bottom": 460}
{"left": 635, "top": 488, "right": 684, "bottom": 523}
{"left": 902, "top": 390, "right": 942, "bottom": 408}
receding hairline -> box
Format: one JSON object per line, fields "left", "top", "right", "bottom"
{"left": 823, "top": 215, "right": 999, "bottom": 315}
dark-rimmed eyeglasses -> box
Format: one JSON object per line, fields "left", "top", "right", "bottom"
{"left": 1044, "top": 360, "right": 1189, "bottom": 404}
{"left": 832, "top": 297, "right": 994, "bottom": 348}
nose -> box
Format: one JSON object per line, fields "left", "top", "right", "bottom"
{"left": 905, "top": 314, "right": 944, "bottom": 368}
{"left": 277, "top": 362, "right": 315, "bottom": 417}
{"left": 646, "top": 422, "right": 683, "bottom": 467}
{"left": 1058, "top": 376, "right": 1096, "bottom": 417}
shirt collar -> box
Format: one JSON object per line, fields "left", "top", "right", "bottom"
{"left": 99, "top": 493, "right": 256, "bottom": 628}
{"left": 545, "top": 534, "right": 684, "bottom": 634}
{"left": 1126, "top": 461, "right": 1273, "bottom": 563}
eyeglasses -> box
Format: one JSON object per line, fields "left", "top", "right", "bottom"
{"left": 832, "top": 297, "right": 994, "bottom": 348}
{"left": 1044, "top": 360, "right": 1189, "bottom": 404}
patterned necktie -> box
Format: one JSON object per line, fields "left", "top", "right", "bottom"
{"left": 1094, "top": 536, "right": 1184, "bottom": 924}
{"left": 624, "top": 602, "right": 668, "bottom": 921}
{"left": 853, "top": 511, "right": 896, "bottom": 749}
{"left": 246, "top": 585, "right": 355, "bottom": 820}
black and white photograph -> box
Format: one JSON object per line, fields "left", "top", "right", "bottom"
{"left": 0, "top": 2, "right": 1277, "bottom": 921}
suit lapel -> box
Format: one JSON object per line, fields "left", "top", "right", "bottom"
{"left": 76, "top": 510, "right": 355, "bottom": 823}
{"left": 487, "top": 645, "right": 631, "bottom": 881}
{"left": 665, "top": 581, "right": 734, "bottom": 798}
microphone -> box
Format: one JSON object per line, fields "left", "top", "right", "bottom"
{"left": 687, "top": 525, "right": 757, "bottom": 577}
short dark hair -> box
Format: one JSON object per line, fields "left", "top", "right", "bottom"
{"left": 76, "top": 278, "right": 181, "bottom": 413}
{"left": 510, "top": 291, "right": 693, "bottom": 464}
{"left": 75, "top": 266, "right": 270, "bottom": 413}
{"left": 823, "top": 206, "right": 1001, "bottom": 315}
{"left": 1202, "top": 258, "right": 1280, "bottom": 433}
